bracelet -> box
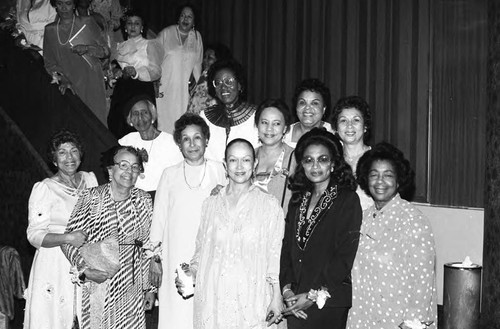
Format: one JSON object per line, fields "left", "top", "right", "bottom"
{"left": 282, "top": 287, "right": 292, "bottom": 295}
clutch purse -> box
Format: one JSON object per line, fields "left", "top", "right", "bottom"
{"left": 80, "top": 237, "right": 121, "bottom": 278}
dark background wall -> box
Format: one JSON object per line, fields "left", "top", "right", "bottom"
{"left": 135, "top": 0, "right": 486, "bottom": 207}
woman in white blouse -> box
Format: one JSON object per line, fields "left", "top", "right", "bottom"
{"left": 108, "top": 10, "right": 164, "bottom": 138}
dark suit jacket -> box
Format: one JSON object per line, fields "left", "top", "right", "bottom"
{"left": 280, "top": 185, "right": 362, "bottom": 308}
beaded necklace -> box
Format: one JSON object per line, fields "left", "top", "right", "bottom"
{"left": 57, "top": 15, "right": 76, "bottom": 46}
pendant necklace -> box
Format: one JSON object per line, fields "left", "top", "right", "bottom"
{"left": 57, "top": 15, "right": 76, "bottom": 46}
{"left": 183, "top": 159, "right": 207, "bottom": 190}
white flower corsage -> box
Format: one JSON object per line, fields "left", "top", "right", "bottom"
{"left": 306, "top": 287, "right": 331, "bottom": 309}
{"left": 143, "top": 241, "right": 162, "bottom": 262}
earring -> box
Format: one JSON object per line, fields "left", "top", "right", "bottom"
{"left": 125, "top": 29, "right": 128, "bottom": 33}
{"left": 141, "top": 29, "right": 143, "bottom": 33}
{"left": 130, "top": 123, "right": 134, "bottom": 127}
{"left": 330, "top": 166, "right": 334, "bottom": 172}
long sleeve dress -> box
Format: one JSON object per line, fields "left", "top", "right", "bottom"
{"left": 156, "top": 25, "right": 203, "bottom": 133}
{"left": 61, "top": 184, "right": 153, "bottom": 329}
{"left": 280, "top": 183, "right": 362, "bottom": 329}
{"left": 23, "top": 172, "right": 97, "bottom": 329}
{"left": 347, "top": 194, "right": 437, "bottom": 329}
{"left": 43, "top": 16, "right": 109, "bottom": 125}
{"left": 150, "top": 159, "right": 226, "bottom": 329}
{"left": 190, "top": 185, "right": 285, "bottom": 329}
{"left": 108, "top": 36, "right": 164, "bottom": 138}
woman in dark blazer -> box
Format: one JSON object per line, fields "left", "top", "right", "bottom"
{"left": 279, "top": 128, "right": 362, "bottom": 329}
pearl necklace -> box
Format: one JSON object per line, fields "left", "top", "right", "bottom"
{"left": 57, "top": 15, "right": 76, "bottom": 46}
{"left": 183, "top": 160, "right": 207, "bottom": 190}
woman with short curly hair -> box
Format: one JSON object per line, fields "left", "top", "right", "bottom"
{"left": 347, "top": 142, "right": 437, "bottom": 329}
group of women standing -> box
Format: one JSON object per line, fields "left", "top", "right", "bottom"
{"left": 27, "top": 2, "right": 437, "bottom": 329}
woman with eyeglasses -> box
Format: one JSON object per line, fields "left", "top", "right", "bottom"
{"left": 199, "top": 58, "right": 259, "bottom": 162}
{"left": 280, "top": 128, "right": 362, "bottom": 329}
{"left": 61, "top": 145, "right": 155, "bottom": 329}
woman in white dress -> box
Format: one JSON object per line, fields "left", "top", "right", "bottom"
{"left": 118, "top": 96, "right": 183, "bottom": 196}
{"left": 329, "top": 96, "right": 373, "bottom": 210}
{"left": 156, "top": 4, "right": 203, "bottom": 133}
{"left": 284, "top": 79, "right": 334, "bottom": 148}
{"left": 149, "top": 113, "right": 226, "bottom": 329}
{"left": 183, "top": 139, "right": 285, "bottom": 329}
{"left": 24, "top": 130, "right": 98, "bottom": 329}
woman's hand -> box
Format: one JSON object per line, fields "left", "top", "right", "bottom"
{"left": 144, "top": 292, "right": 155, "bottom": 311}
{"left": 210, "top": 184, "right": 224, "bottom": 196}
{"left": 71, "top": 44, "right": 89, "bottom": 56}
{"left": 266, "top": 297, "right": 283, "bottom": 326}
{"left": 282, "top": 292, "right": 312, "bottom": 319}
{"left": 84, "top": 268, "right": 109, "bottom": 284}
{"left": 122, "top": 66, "right": 137, "bottom": 79}
{"left": 149, "top": 259, "right": 162, "bottom": 288}
{"left": 66, "top": 230, "right": 87, "bottom": 248}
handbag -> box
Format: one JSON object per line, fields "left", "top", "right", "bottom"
{"left": 80, "top": 237, "right": 121, "bottom": 278}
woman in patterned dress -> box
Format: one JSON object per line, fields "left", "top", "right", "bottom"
{"left": 24, "top": 130, "right": 98, "bottom": 329}
{"left": 280, "top": 128, "right": 362, "bottom": 329}
{"left": 347, "top": 142, "right": 437, "bottom": 329}
{"left": 61, "top": 145, "right": 155, "bottom": 329}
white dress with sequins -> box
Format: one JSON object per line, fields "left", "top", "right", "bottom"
{"left": 191, "top": 186, "right": 285, "bottom": 329}
{"left": 23, "top": 172, "right": 97, "bottom": 329}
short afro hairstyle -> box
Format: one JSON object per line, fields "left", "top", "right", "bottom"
{"left": 291, "top": 78, "right": 332, "bottom": 123}
{"left": 207, "top": 58, "right": 248, "bottom": 101}
{"left": 356, "top": 142, "right": 415, "bottom": 200}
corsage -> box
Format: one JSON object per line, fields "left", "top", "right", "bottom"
{"left": 306, "top": 287, "right": 331, "bottom": 309}
{"left": 143, "top": 241, "right": 162, "bottom": 262}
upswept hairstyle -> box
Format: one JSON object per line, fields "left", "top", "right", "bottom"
{"left": 207, "top": 59, "right": 248, "bottom": 101}
{"left": 173, "top": 112, "right": 211, "bottom": 145}
{"left": 330, "top": 95, "right": 372, "bottom": 143}
{"left": 48, "top": 129, "right": 84, "bottom": 163}
{"left": 224, "top": 138, "right": 256, "bottom": 162}
{"left": 356, "top": 141, "right": 415, "bottom": 200}
{"left": 254, "top": 98, "right": 292, "bottom": 133}
{"left": 102, "top": 145, "right": 147, "bottom": 174}
{"left": 291, "top": 78, "right": 332, "bottom": 123}
{"left": 175, "top": 3, "right": 200, "bottom": 31}
{"left": 289, "top": 128, "right": 356, "bottom": 203}
{"left": 122, "top": 9, "right": 148, "bottom": 39}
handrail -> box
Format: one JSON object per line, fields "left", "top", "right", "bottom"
{"left": 0, "top": 30, "right": 117, "bottom": 183}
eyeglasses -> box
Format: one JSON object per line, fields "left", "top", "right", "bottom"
{"left": 301, "top": 155, "right": 331, "bottom": 167}
{"left": 212, "top": 76, "right": 237, "bottom": 89}
{"left": 114, "top": 160, "right": 142, "bottom": 173}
